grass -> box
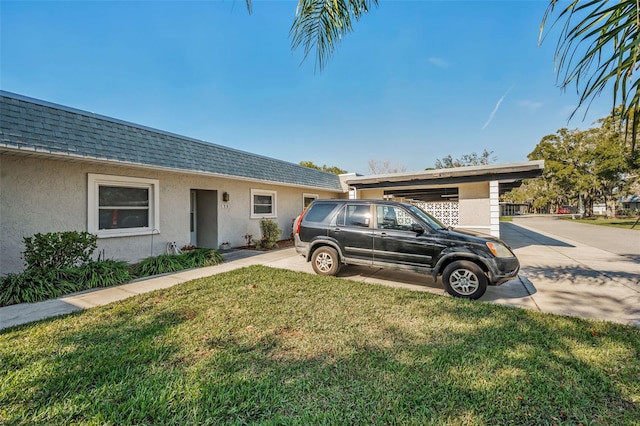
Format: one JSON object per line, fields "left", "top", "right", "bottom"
{"left": 1, "top": 266, "right": 639, "bottom": 425}
{"left": 562, "top": 216, "right": 640, "bottom": 230}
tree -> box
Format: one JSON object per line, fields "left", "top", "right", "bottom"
{"left": 434, "top": 149, "right": 496, "bottom": 169}
{"left": 505, "top": 114, "right": 634, "bottom": 216}
{"left": 367, "top": 159, "right": 407, "bottom": 174}
{"left": 299, "top": 160, "right": 347, "bottom": 174}
{"left": 540, "top": 0, "right": 640, "bottom": 159}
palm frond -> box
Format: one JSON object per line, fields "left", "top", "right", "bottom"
{"left": 541, "top": 0, "right": 640, "bottom": 155}
{"left": 290, "top": 0, "right": 378, "bottom": 71}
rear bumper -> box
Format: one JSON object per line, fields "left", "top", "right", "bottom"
{"left": 294, "top": 235, "right": 310, "bottom": 259}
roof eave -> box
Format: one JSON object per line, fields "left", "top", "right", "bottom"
{"left": 0, "top": 146, "right": 345, "bottom": 193}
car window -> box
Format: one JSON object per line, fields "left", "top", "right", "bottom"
{"left": 305, "top": 202, "right": 339, "bottom": 223}
{"left": 337, "top": 204, "right": 371, "bottom": 228}
{"left": 406, "top": 204, "right": 447, "bottom": 230}
{"left": 376, "top": 205, "right": 417, "bottom": 231}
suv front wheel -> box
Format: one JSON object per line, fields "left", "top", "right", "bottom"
{"left": 442, "top": 260, "right": 487, "bottom": 300}
{"left": 311, "top": 246, "right": 340, "bottom": 276}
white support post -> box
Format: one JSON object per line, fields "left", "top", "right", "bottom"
{"left": 490, "top": 181, "right": 500, "bottom": 238}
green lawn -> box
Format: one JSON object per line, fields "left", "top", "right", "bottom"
{"left": 563, "top": 216, "right": 640, "bottom": 230}
{"left": 2, "top": 266, "right": 639, "bottom": 425}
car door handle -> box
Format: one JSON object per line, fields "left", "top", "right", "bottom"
{"left": 333, "top": 228, "right": 341, "bottom": 232}
{"left": 379, "top": 232, "right": 388, "bottom": 237}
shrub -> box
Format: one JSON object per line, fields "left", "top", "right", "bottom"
{"left": 130, "top": 248, "right": 224, "bottom": 278}
{"left": 2, "top": 229, "right": 223, "bottom": 307}
{"left": 255, "top": 218, "right": 282, "bottom": 250}
{"left": 0, "top": 260, "right": 130, "bottom": 307}
{"left": 78, "top": 260, "right": 131, "bottom": 289}
{"left": 22, "top": 231, "right": 97, "bottom": 270}
{"left": 130, "top": 254, "right": 186, "bottom": 277}
{"left": 181, "top": 248, "right": 224, "bottom": 268}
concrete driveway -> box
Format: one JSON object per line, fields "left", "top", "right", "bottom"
{"left": 2, "top": 217, "right": 639, "bottom": 329}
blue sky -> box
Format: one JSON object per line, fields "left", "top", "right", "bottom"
{"left": 1, "top": 0, "right": 613, "bottom": 174}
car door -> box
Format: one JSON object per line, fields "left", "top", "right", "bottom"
{"left": 329, "top": 203, "right": 374, "bottom": 264}
{"left": 372, "top": 204, "right": 434, "bottom": 269}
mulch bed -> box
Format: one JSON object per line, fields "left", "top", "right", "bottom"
{"left": 236, "top": 239, "right": 294, "bottom": 251}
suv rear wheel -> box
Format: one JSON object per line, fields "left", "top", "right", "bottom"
{"left": 442, "top": 260, "right": 487, "bottom": 300}
{"left": 311, "top": 246, "right": 340, "bottom": 276}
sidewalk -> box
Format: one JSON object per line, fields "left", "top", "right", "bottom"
{"left": 2, "top": 222, "right": 639, "bottom": 330}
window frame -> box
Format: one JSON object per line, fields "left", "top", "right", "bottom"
{"left": 302, "top": 193, "right": 318, "bottom": 209}
{"left": 250, "top": 189, "right": 277, "bottom": 219}
{"left": 88, "top": 173, "right": 160, "bottom": 238}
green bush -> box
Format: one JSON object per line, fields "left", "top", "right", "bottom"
{"left": 0, "top": 260, "right": 130, "bottom": 307}
{"left": 1, "top": 229, "right": 224, "bottom": 307}
{"left": 130, "top": 248, "right": 223, "bottom": 278}
{"left": 22, "top": 231, "right": 97, "bottom": 270}
{"left": 181, "top": 248, "right": 224, "bottom": 268}
{"left": 255, "top": 218, "right": 282, "bottom": 250}
{"left": 78, "top": 260, "right": 131, "bottom": 289}
{"left": 130, "top": 254, "right": 187, "bottom": 277}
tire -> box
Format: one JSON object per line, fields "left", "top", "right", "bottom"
{"left": 311, "top": 246, "right": 340, "bottom": 276}
{"left": 442, "top": 260, "right": 487, "bottom": 300}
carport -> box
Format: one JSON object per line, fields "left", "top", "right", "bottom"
{"left": 342, "top": 161, "right": 544, "bottom": 238}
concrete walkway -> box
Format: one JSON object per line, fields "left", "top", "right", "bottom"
{"left": 1, "top": 221, "right": 639, "bottom": 330}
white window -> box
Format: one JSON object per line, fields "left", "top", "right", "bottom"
{"left": 88, "top": 174, "right": 159, "bottom": 238}
{"left": 251, "top": 189, "right": 277, "bottom": 218}
{"left": 303, "top": 193, "right": 318, "bottom": 209}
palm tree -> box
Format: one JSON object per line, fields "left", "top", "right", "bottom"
{"left": 540, "top": 0, "right": 640, "bottom": 157}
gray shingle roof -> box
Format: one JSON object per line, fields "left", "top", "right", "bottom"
{"left": 0, "top": 91, "right": 344, "bottom": 191}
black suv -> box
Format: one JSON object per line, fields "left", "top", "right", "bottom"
{"left": 293, "top": 199, "right": 519, "bottom": 299}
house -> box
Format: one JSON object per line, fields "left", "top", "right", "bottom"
{"left": 0, "top": 91, "right": 345, "bottom": 274}
{"left": 1, "top": 91, "right": 544, "bottom": 275}
{"left": 620, "top": 195, "right": 640, "bottom": 213}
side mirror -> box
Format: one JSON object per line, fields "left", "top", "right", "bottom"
{"left": 411, "top": 224, "right": 425, "bottom": 235}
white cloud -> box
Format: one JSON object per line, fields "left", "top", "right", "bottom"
{"left": 517, "top": 100, "right": 543, "bottom": 111}
{"left": 428, "top": 57, "right": 451, "bottom": 68}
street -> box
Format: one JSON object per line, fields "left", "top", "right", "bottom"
{"left": 512, "top": 215, "right": 639, "bottom": 261}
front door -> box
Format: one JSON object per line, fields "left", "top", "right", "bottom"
{"left": 190, "top": 190, "right": 197, "bottom": 246}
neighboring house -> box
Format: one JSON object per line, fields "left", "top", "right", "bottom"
{"left": 593, "top": 204, "right": 607, "bottom": 216}
{"left": 344, "top": 162, "right": 545, "bottom": 237}
{"left": 0, "top": 91, "right": 544, "bottom": 275}
{"left": 0, "top": 91, "right": 345, "bottom": 274}
{"left": 620, "top": 195, "right": 640, "bottom": 212}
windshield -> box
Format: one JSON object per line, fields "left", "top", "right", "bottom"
{"left": 406, "top": 204, "right": 447, "bottom": 230}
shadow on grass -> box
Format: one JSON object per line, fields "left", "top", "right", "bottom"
{"left": 1, "top": 266, "right": 639, "bottom": 424}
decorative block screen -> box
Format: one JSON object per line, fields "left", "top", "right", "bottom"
{"left": 412, "top": 201, "right": 459, "bottom": 227}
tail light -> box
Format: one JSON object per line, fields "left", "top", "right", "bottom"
{"left": 295, "top": 210, "right": 307, "bottom": 235}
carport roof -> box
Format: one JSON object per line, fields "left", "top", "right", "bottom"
{"left": 0, "top": 91, "right": 345, "bottom": 192}
{"left": 344, "top": 161, "right": 545, "bottom": 190}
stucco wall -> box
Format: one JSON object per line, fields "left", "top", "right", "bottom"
{"left": 0, "top": 154, "right": 337, "bottom": 274}
{"left": 356, "top": 188, "right": 385, "bottom": 199}
{"left": 458, "top": 182, "right": 492, "bottom": 235}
